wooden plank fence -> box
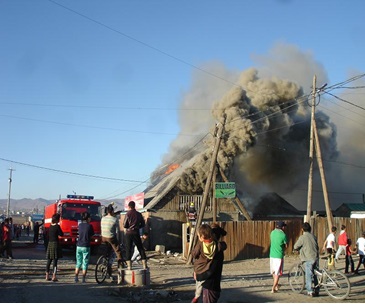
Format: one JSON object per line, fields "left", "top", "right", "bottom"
{"left": 185, "top": 217, "right": 365, "bottom": 261}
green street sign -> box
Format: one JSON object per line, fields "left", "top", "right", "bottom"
{"left": 215, "top": 182, "right": 236, "bottom": 198}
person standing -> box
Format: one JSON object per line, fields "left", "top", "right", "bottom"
{"left": 74, "top": 212, "right": 94, "bottom": 283}
{"left": 344, "top": 238, "right": 355, "bottom": 274}
{"left": 26, "top": 224, "right": 30, "bottom": 237}
{"left": 123, "top": 201, "right": 147, "bottom": 270}
{"left": 0, "top": 221, "right": 3, "bottom": 257}
{"left": 33, "top": 221, "right": 41, "bottom": 244}
{"left": 1, "top": 218, "right": 13, "bottom": 259}
{"left": 131, "top": 232, "right": 149, "bottom": 264}
{"left": 293, "top": 222, "right": 319, "bottom": 297}
{"left": 9, "top": 218, "right": 14, "bottom": 240}
{"left": 45, "top": 213, "right": 63, "bottom": 281}
{"left": 354, "top": 231, "right": 365, "bottom": 275}
{"left": 335, "top": 225, "right": 348, "bottom": 261}
{"left": 269, "top": 221, "right": 288, "bottom": 294}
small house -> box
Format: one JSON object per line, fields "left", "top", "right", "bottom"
{"left": 334, "top": 203, "right": 365, "bottom": 218}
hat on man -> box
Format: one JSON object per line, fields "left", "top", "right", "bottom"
{"left": 276, "top": 221, "right": 287, "bottom": 228}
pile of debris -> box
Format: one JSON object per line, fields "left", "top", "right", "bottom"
{"left": 146, "top": 248, "right": 186, "bottom": 266}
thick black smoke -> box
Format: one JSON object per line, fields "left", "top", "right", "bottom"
{"left": 150, "top": 44, "right": 346, "bottom": 210}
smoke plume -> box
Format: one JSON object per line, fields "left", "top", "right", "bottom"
{"left": 150, "top": 43, "right": 362, "bottom": 210}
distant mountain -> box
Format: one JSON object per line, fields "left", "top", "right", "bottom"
{"left": 0, "top": 198, "right": 125, "bottom": 214}
{"left": 0, "top": 198, "right": 52, "bottom": 214}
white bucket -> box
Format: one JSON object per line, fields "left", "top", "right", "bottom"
{"left": 121, "top": 268, "right": 150, "bottom": 286}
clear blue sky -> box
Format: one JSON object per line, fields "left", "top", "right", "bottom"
{"left": 1, "top": 0, "right": 364, "bottom": 208}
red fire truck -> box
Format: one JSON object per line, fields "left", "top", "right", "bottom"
{"left": 43, "top": 195, "right": 102, "bottom": 249}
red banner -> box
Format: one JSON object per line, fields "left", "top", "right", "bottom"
{"left": 125, "top": 192, "right": 145, "bottom": 210}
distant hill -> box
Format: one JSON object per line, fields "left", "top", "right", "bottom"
{"left": 0, "top": 197, "right": 125, "bottom": 214}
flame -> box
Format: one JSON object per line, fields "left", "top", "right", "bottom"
{"left": 165, "top": 164, "right": 180, "bottom": 174}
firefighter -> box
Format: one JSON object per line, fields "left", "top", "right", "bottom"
{"left": 188, "top": 202, "right": 197, "bottom": 223}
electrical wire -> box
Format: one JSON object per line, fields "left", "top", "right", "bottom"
{"left": 0, "top": 114, "right": 196, "bottom": 137}
{"left": 323, "top": 91, "right": 365, "bottom": 112}
{"left": 0, "top": 157, "right": 145, "bottom": 183}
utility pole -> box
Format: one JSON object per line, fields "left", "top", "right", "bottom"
{"left": 313, "top": 118, "right": 334, "bottom": 230}
{"left": 7, "top": 168, "right": 15, "bottom": 218}
{"left": 187, "top": 116, "right": 226, "bottom": 264}
{"left": 305, "top": 76, "right": 333, "bottom": 230}
{"left": 306, "top": 75, "right": 316, "bottom": 222}
{"left": 212, "top": 163, "right": 217, "bottom": 223}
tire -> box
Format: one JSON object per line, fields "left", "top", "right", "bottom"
{"left": 323, "top": 270, "right": 351, "bottom": 300}
{"left": 288, "top": 264, "right": 305, "bottom": 293}
{"left": 95, "top": 255, "right": 108, "bottom": 284}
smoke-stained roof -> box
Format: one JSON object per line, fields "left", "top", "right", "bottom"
{"left": 144, "top": 157, "right": 198, "bottom": 209}
{"left": 252, "top": 192, "right": 303, "bottom": 219}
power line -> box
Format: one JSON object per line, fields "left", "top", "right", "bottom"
{"left": 0, "top": 114, "right": 196, "bottom": 137}
{"left": 323, "top": 91, "right": 365, "bottom": 112}
{"left": 0, "top": 157, "right": 145, "bottom": 183}
{"left": 323, "top": 159, "right": 365, "bottom": 169}
{"left": 47, "top": 0, "right": 243, "bottom": 90}
{"left": 0, "top": 102, "right": 219, "bottom": 111}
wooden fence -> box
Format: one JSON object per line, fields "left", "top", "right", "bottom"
{"left": 184, "top": 217, "right": 365, "bottom": 261}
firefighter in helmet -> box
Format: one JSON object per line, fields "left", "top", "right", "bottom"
{"left": 187, "top": 202, "right": 197, "bottom": 222}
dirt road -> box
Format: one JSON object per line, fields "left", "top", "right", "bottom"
{"left": 1, "top": 236, "right": 365, "bottom": 303}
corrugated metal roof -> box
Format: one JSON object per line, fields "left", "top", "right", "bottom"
{"left": 345, "top": 203, "right": 365, "bottom": 212}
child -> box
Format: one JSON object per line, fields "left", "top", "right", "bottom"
{"left": 354, "top": 231, "right": 365, "bottom": 275}
{"left": 344, "top": 238, "right": 354, "bottom": 274}
{"left": 191, "top": 224, "right": 214, "bottom": 303}
{"left": 192, "top": 223, "right": 227, "bottom": 303}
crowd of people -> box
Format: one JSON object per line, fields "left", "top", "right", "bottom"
{"left": 270, "top": 220, "right": 365, "bottom": 298}
{"left": 4, "top": 207, "right": 365, "bottom": 303}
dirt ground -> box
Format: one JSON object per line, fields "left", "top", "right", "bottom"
{"left": 1, "top": 235, "right": 365, "bottom": 303}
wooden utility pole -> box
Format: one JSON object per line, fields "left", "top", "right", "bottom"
{"left": 305, "top": 75, "right": 333, "bottom": 231}
{"left": 187, "top": 116, "right": 226, "bottom": 264}
{"left": 212, "top": 164, "right": 217, "bottom": 223}
{"left": 313, "top": 118, "right": 334, "bottom": 230}
{"left": 306, "top": 75, "right": 316, "bottom": 222}
{"left": 7, "top": 168, "right": 15, "bottom": 218}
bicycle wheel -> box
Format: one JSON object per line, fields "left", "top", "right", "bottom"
{"left": 288, "top": 264, "right": 305, "bottom": 293}
{"left": 95, "top": 255, "right": 109, "bottom": 284}
{"left": 323, "top": 270, "right": 351, "bottom": 300}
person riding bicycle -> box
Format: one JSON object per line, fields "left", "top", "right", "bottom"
{"left": 293, "top": 222, "right": 320, "bottom": 297}
{"left": 101, "top": 204, "right": 123, "bottom": 268}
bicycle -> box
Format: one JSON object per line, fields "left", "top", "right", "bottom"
{"left": 95, "top": 242, "right": 127, "bottom": 284}
{"left": 288, "top": 255, "right": 351, "bottom": 300}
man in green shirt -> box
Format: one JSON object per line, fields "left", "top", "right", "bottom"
{"left": 269, "top": 221, "right": 288, "bottom": 293}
